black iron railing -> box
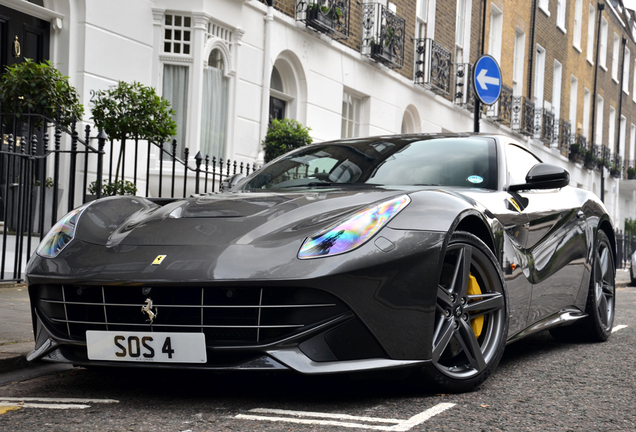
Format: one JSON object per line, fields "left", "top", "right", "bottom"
{"left": 0, "top": 110, "right": 258, "bottom": 282}
{"left": 296, "top": 0, "right": 350, "bottom": 39}
{"left": 558, "top": 119, "right": 571, "bottom": 156}
{"left": 414, "top": 39, "right": 451, "bottom": 95}
{"left": 486, "top": 84, "right": 512, "bottom": 126}
{"left": 454, "top": 63, "right": 474, "bottom": 109}
{"left": 511, "top": 96, "right": 534, "bottom": 136}
{"left": 361, "top": 3, "right": 405, "bottom": 69}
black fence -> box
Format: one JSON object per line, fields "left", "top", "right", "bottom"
{"left": 0, "top": 111, "right": 258, "bottom": 282}
{"left": 616, "top": 230, "right": 636, "bottom": 270}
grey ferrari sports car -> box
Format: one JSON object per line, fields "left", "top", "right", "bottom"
{"left": 26, "top": 134, "right": 616, "bottom": 392}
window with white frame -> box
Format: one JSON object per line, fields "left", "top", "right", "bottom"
{"left": 620, "top": 116, "right": 626, "bottom": 161}
{"left": 342, "top": 92, "right": 362, "bottom": 138}
{"left": 633, "top": 59, "right": 636, "bottom": 100}
{"left": 455, "top": 0, "right": 467, "bottom": 62}
{"left": 573, "top": 0, "right": 582, "bottom": 49}
{"left": 599, "top": 17, "right": 608, "bottom": 69}
{"left": 608, "top": 106, "right": 616, "bottom": 151}
{"left": 488, "top": 5, "right": 503, "bottom": 64}
{"left": 587, "top": 5, "right": 595, "bottom": 62}
{"left": 163, "top": 14, "right": 192, "bottom": 54}
{"left": 596, "top": 95, "right": 604, "bottom": 145}
{"left": 513, "top": 29, "right": 525, "bottom": 96}
{"left": 163, "top": 63, "right": 189, "bottom": 157}
{"left": 200, "top": 49, "right": 228, "bottom": 158}
{"left": 612, "top": 33, "right": 620, "bottom": 81}
{"left": 553, "top": 60, "right": 562, "bottom": 120}
{"left": 539, "top": 0, "right": 549, "bottom": 15}
{"left": 557, "top": 0, "right": 566, "bottom": 31}
{"left": 569, "top": 76, "right": 578, "bottom": 128}
{"left": 630, "top": 124, "right": 636, "bottom": 163}
{"left": 624, "top": 47, "right": 631, "bottom": 94}
{"left": 583, "top": 88, "right": 591, "bottom": 138}
{"left": 416, "top": 0, "right": 428, "bottom": 39}
{"left": 534, "top": 45, "right": 546, "bottom": 109}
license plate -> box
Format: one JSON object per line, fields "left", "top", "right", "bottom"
{"left": 86, "top": 331, "right": 207, "bottom": 363}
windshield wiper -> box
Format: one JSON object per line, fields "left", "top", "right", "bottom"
{"left": 277, "top": 182, "right": 380, "bottom": 189}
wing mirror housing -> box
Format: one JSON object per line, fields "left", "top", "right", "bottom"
{"left": 508, "top": 163, "right": 570, "bottom": 191}
{"left": 220, "top": 172, "right": 247, "bottom": 192}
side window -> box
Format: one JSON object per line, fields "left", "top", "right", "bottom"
{"left": 506, "top": 144, "right": 541, "bottom": 186}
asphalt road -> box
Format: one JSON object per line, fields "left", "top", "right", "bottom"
{"left": 0, "top": 287, "right": 634, "bottom": 432}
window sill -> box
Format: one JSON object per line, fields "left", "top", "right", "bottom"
{"left": 573, "top": 44, "right": 582, "bottom": 53}
{"left": 587, "top": 58, "right": 594, "bottom": 66}
{"left": 539, "top": 5, "right": 550, "bottom": 16}
{"left": 600, "top": 65, "right": 608, "bottom": 72}
{"left": 557, "top": 25, "right": 567, "bottom": 34}
{"left": 613, "top": 77, "right": 619, "bottom": 84}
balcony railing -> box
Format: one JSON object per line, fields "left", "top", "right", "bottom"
{"left": 533, "top": 108, "right": 555, "bottom": 144}
{"left": 558, "top": 119, "right": 571, "bottom": 156}
{"left": 361, "top": 3, "right": 405, "bottom": 69}
{"left": 486, "top": 84, "right": 512, "bottom": 127}
{"left": 512, "top": 96, "right": 534, "bottom": 136}
{"left": 569, "top": 134, "right": 587, "bottom": 164}
{"left": 296, "top": 0, "right": 350, "bottom": 39}
{"left": 454, "top": 63, "right": 474, "bottom": 109}
{"left": 414, "top": 38, "right": 451, "bottom": 95}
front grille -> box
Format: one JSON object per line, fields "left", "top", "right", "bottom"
{"left": 34, "top": 285, "right": 349, "bottom": 345}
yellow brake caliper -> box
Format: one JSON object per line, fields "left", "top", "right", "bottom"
{"left": 467, "top": 274, "right": 484, "bottom": 338}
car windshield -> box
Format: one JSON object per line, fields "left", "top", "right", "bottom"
{"left": 240, "top": 136, "right": 498, "bottom": 190}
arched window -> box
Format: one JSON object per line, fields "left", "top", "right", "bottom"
{"left": 200, "top": 48, "right": 228, "bottom": 157}
{"left": 269, "top": 66, "right": 287, "bottom": 121}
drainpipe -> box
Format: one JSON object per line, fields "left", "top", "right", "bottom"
{"left": 616, "top": 37, "right": 626, "bottom": 158}
{"left": 527, "top": 0, "right": 538, "bottom": 102}
{"left": 473, "top": 0, "right": 488, "bottom": 133}
{"left": 257, "top": 0, "right": 274, "bottom": 165}
{"left": 591, "top": 3, "right": 604, "bottom": 201}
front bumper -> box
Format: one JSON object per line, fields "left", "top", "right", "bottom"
{"left": 26, "top": 228, "right": 445, "bottom": 373}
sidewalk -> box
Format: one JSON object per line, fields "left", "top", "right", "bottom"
{"left": 0, "top": 270, "right": 633, "bottom": 375}
{"left": 0, "top": 282, "right": 34, "bottom": 373}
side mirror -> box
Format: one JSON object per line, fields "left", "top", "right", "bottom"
{"left": 220, "top": 172, "right": 247, "bottom": 192}
{"left": 508, "top": 163, "right": 570, "bottom": 191}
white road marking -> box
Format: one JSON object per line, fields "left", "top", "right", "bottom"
{"left": 0, "top": 397, "right": 119, "bottom": 413}
{"left": 235, "top": 404, "right": 455, "bottom": 431}
{"left": 0, "top": 397, "right": 118, "bottom": 404}
{"left": 612, "top": 325, "right": 628, "bottom": 333}
{"left": 0, "top": 402, "right": 90, "bottom": 410}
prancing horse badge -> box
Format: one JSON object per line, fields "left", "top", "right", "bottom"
{"left": 152, "top": 255, "right": 167, "bottom": 265}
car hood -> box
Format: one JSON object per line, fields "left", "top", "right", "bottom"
{"left": 75, "top": 189, "right": 411, "bottom": 247}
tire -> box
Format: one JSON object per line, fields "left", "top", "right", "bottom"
{"left": 420, "top": 231, "right": 508, "bottom": 393}
{"left": 550, "top": 230, "right": 615, "bottom": 342}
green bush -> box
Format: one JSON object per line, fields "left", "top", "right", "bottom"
{"left": 88, "top": 179, "right": 137, "bottom": 196}
{"left": 0, "top": 59, "right": 84, "bottom": 127}
{"left": 263, "top": 118, "right": 312, "bottom": 163}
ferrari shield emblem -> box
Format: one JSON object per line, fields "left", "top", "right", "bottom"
{"left": 152, "top": 255, "right": 167, "bottom": 265}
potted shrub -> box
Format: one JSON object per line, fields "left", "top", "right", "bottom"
{"left": 0, "top": 59, "right": 84, "bottom": 130}
{"left": 627, "top": 167, "right": 635, "bottom": 180}
{"left": 583, "top": 149, "right": 598, "bottom": 170}
{"left": 91, "top": 81, "right": 176, "bottom": 197}
{"left": 263, "top": 118, "right": 312, "bottom": 163}
{"left": 306, "top": 1, "right": 341, "bottom": 32}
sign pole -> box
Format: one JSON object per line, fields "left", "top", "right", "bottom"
{"left": 472, "top": 55, "right": 502, "bottom": 133}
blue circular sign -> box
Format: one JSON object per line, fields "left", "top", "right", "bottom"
{"left": 473, "top": 56, "right": 502, "bottom": 105}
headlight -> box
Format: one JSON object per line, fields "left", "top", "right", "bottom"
{"left": 36, "top": 204, "right": 89, "bottom": 258}
{"left": 298, "top": 195, "right": 411, "bottom": 259}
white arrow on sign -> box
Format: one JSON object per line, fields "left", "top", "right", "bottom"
{"left": 476, "top": 68, "right": 500, "bottom": 90}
